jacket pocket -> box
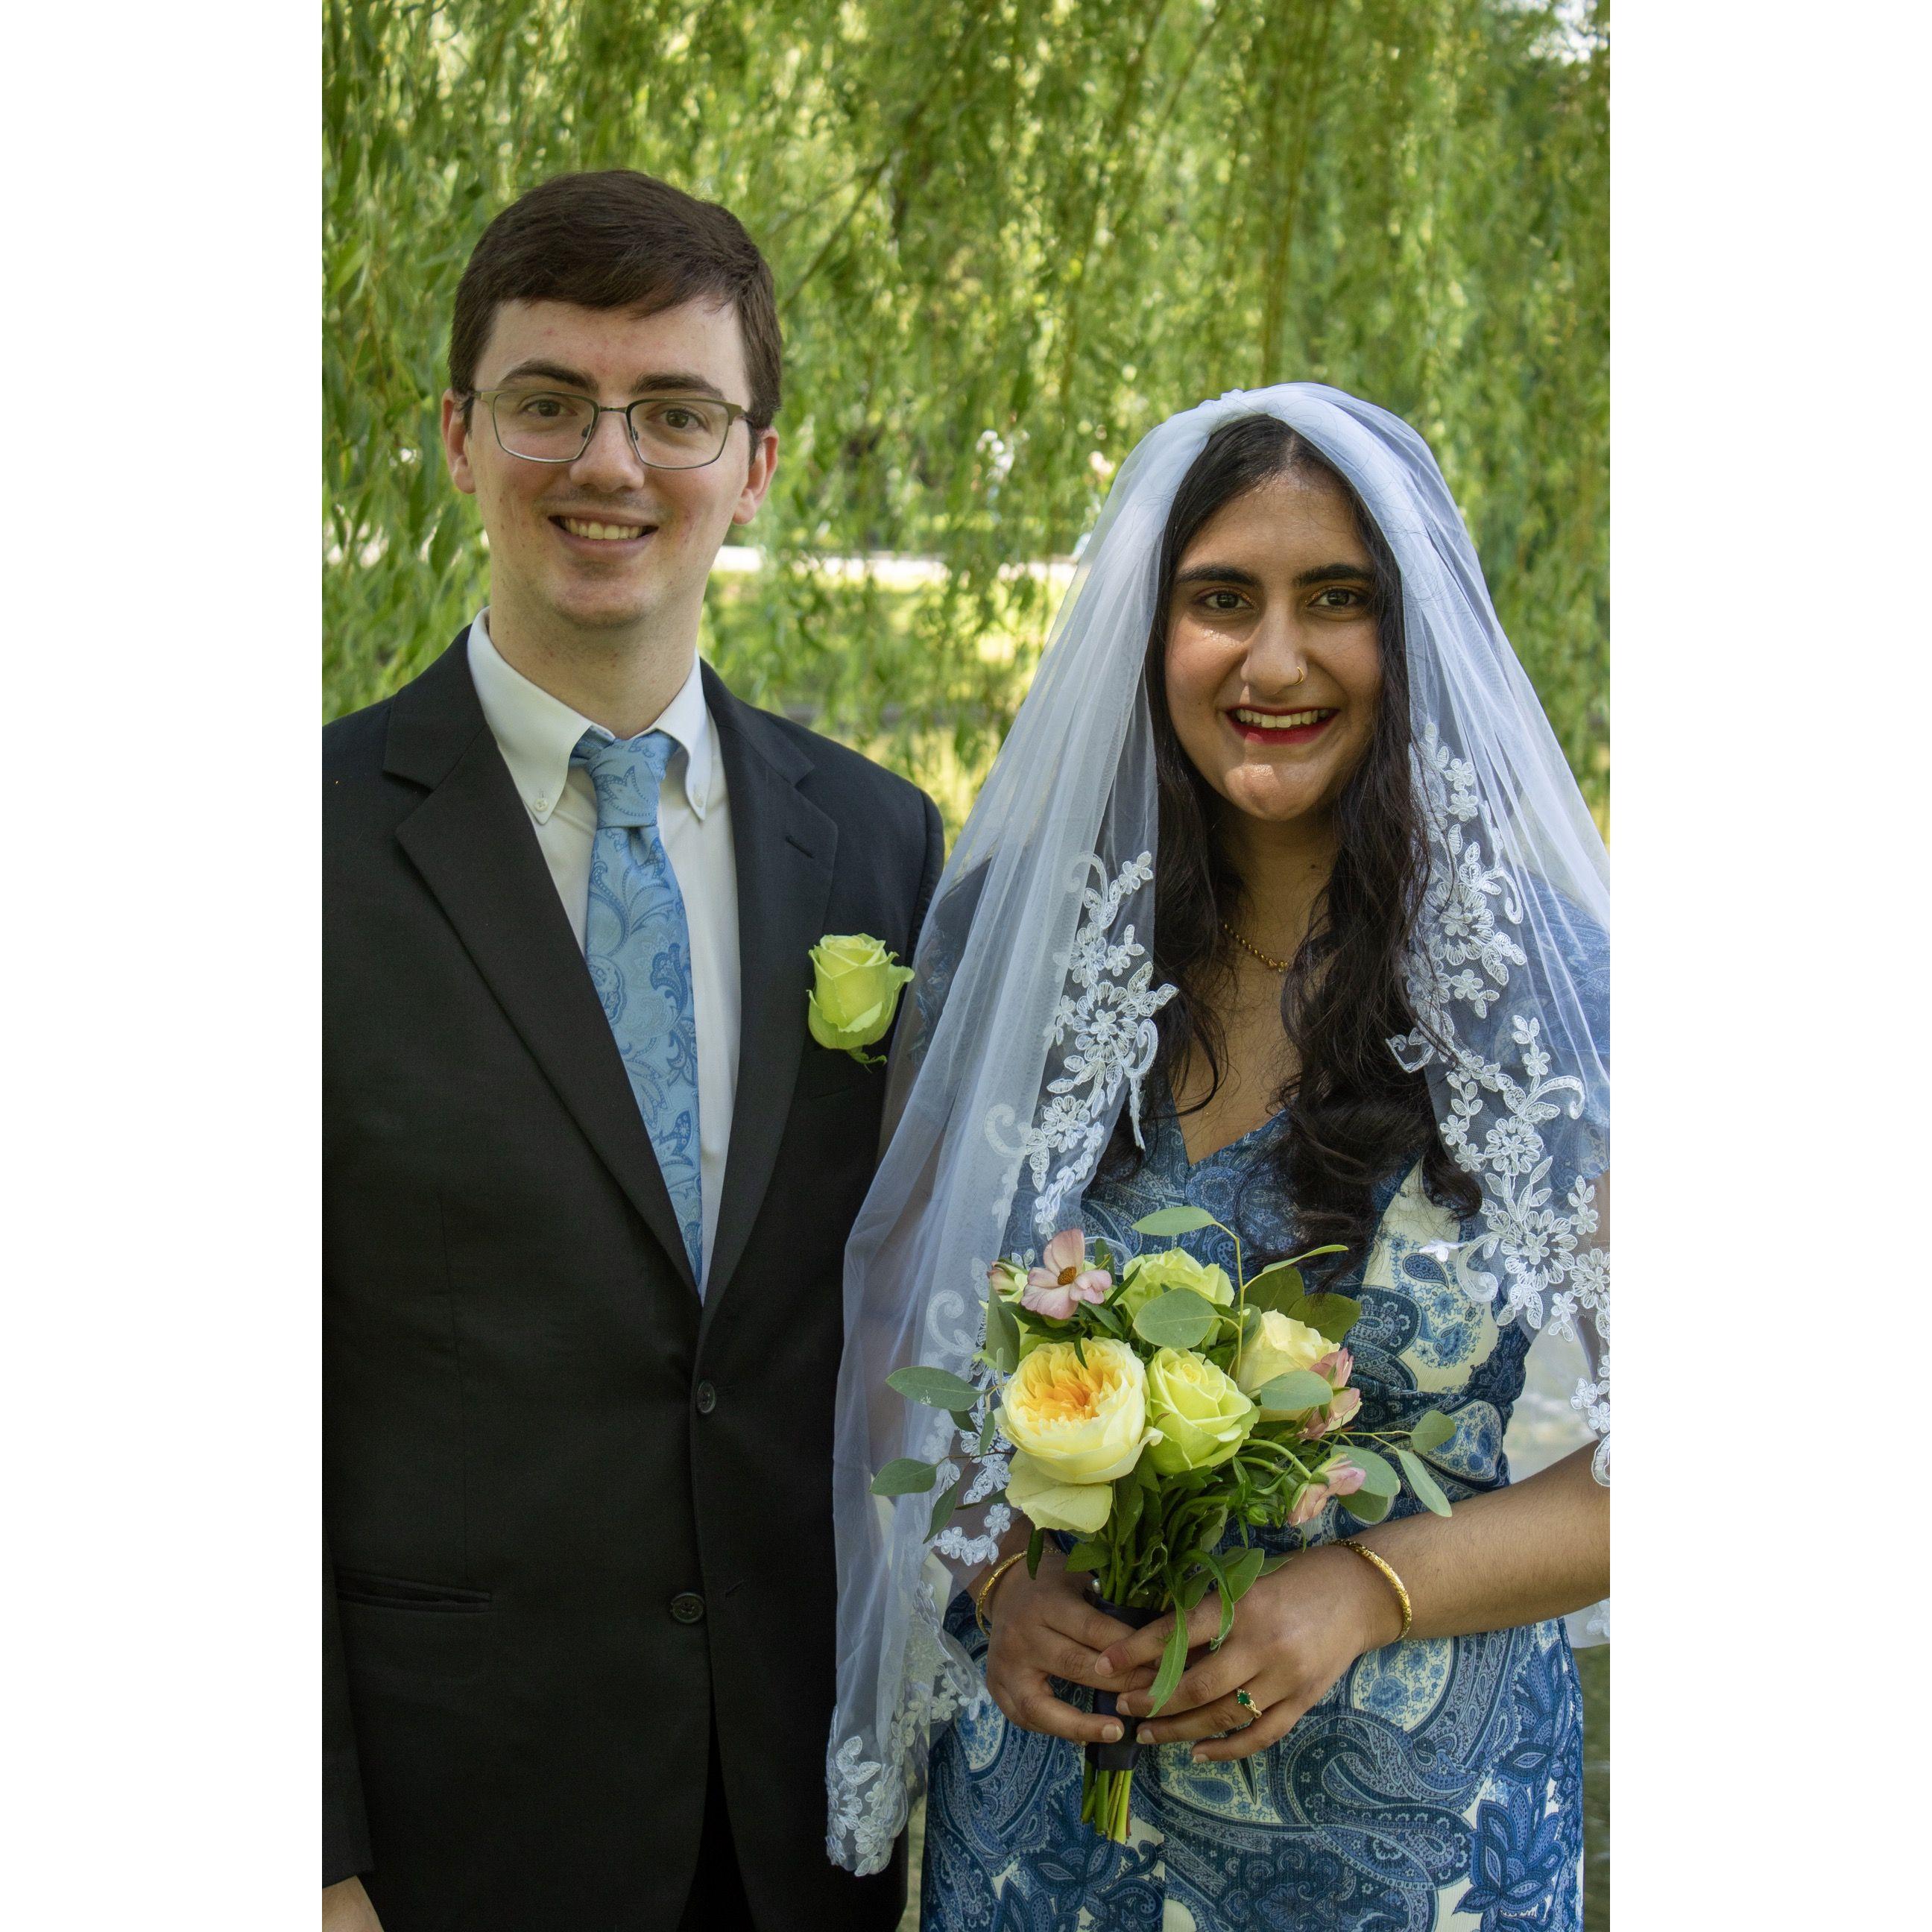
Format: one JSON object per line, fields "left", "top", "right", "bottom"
{"left": 335, "top": 1568, "right": 493, "bottom": 1614}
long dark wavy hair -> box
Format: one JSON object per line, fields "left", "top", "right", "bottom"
{"left": 1102, "top": 414, "right": 1478, "bottom": 1275}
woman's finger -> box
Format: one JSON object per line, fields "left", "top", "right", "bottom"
{"left": 1115, "top": 1642, "right": 1248, "bottom": 1723}
{"left": 1057, "top": 1596, "right": 1142, "bottom": 1662}
{"left": 1096, "top": 1595, "right": 1224, "bottom": 1677}
{"left": 1007, "top": 1678, "right": 1128, "bottom": 1746}
{"left": 1026, "top": 1631, "right": 1124, "bottom": 1692}
{"left": 1188, "top": 1696, "right": 1304, "bottom": 1762}
{"left": 1131, "top": 1685, "right": 1260, "bottom": 1747}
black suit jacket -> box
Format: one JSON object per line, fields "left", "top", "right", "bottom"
{"left": 324, "top": 634, "right": 943, "bottom": 1931}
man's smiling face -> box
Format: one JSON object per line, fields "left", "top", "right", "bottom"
{"left": 441, "top": 295, "right": 777, "bottom": 648}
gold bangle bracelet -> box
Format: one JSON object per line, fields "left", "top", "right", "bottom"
{"left": 974, "top": 1550, "right": 1028, "bottom": 1635}
{"left": 1339, "top": 1538, "right": 1413, "bottom": 1643}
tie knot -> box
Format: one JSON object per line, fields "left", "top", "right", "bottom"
{"left": 572, "top": 728, "right": 676, "bottom": 829}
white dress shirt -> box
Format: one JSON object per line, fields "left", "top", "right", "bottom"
{"left": 467, "top": 611, "right": 741, "bottom": 1292}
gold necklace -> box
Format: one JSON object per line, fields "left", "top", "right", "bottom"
{"left": 1219, "top": 918, "right": 1291, "bottom": 975}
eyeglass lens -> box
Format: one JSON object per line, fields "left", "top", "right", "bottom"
{"left": 491, "top": 391, "right": 733, "bottom": 467}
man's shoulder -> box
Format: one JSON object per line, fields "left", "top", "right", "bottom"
{"left": 323, "top": 692, "right": 395, "bottom": 780}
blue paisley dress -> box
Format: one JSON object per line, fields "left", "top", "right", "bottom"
{"left": 921, "top": 1108, "right": 1585, "bottom": 1931}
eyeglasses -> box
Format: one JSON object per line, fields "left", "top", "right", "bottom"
{"left": 466, "top": 388, "right": 751, "bottom": 470}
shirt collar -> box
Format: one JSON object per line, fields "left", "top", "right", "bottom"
{"left": 466, "top": 609, "right": 716, "bottom": 823}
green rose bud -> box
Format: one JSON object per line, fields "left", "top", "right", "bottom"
{"left": 1118, "top": 1247, "right": 1235, "bottom": 1323}
{"left": 1143, "top": 1347, "right": 1257, "bottom": 1474}
{"left": 807, "top": 933, "right": 915, "bottom": 1063}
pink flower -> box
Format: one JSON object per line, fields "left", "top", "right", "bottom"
{"left": 1021, "top": 1228, "right": 1112, "bottom": 1322}
{"left": 1321, "top": 1456, "right": 1367, "bottom": 1497}
{"left": 1288, "top": 1482, "right": 1332, "bottom": 1527}
{"left": 1313, "top": 1348, "right": 1354, "bottom": 1390}
{"left": 1326, "top": 1386, "right": 1363, "bottom": 1430}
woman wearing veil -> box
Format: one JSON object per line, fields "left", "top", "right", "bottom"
{"left": 825, "top": 386, "right": 1609, "bottom": 1930}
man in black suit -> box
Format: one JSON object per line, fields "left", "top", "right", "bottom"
{"left": 324, "top": 171, "right": 941, "bottom": 1932}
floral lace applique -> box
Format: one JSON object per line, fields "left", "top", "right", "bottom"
{"left": 825, "top": 1581, "right": 982, "bottom": 1875}
{"left": 1391, "top": 726, "right": 1611, "bottom": 1483}
{"left": 986, "top": 850, "right": 1176, "bottom": 1237}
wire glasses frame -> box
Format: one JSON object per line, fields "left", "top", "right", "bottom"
{"left": 465, "top": 388, "right": 753, "bottom": 470}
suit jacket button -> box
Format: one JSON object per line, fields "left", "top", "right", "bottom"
{"left": 670, "top": 1592, "right": 706, "bottom": 1625}
{"left": 695, "top": 1381, "right": 717, "bottom": 1415}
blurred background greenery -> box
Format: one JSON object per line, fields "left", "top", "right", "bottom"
{"left": 324, "top": 0, "right": 1608, "bottom": 837}
{"left": 326, "top": 2, "right": 1607, "bottom": 1917}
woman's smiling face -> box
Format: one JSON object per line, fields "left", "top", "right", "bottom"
{"left": 1161, "top": 467, "right": 1386, "bottom": 831}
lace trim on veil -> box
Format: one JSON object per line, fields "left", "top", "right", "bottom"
{"left": 825, "top": 852, "right": 1175, "bottom": 1873}
{"left": 1389, "top": 726, "right": 1610, "bottom": 1482}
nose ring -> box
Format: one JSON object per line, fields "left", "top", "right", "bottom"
{"left": 1289, "top": 662, "right": 1307, "bottom": 686}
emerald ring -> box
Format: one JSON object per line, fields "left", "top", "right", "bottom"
{"left": 1234, "top": 1689, "right": 1256, "bottom": 1710}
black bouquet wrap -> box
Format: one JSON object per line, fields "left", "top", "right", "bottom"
{"left": 1086, "top": 1597, "right": 1161, "bottom": 1773}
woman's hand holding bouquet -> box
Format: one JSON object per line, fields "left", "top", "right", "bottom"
{"left": 871, "top": 1207, "right": 1459, "bottom": 1842}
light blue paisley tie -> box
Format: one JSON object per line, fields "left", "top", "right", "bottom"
{"left": 572, "top": 728, "right": 704, "bottom": 1286}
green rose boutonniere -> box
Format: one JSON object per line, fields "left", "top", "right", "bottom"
{"left": 807, "top": 933, "right": 915, "bottom": 1065}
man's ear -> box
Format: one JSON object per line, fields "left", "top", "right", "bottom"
{"left": 730, "top": 426, "right": 780, "bottom": 528}
{"left": 441, "top": 391, "right": 479, "bottom": 496}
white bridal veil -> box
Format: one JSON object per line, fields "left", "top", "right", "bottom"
{"left": 824, "top": 383, "right": 1610, "bottom": 1875}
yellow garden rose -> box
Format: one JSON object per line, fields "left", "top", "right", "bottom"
{"left": 998, "top": 1339, "right": 1155, "bottom": 1531}
{"left": 1117, "top": 1246, "right": 1235, "bottom": 1322}
{"left": 1144, "top": 1348, "right": 1257, "bottom": 1474}
{"left": 1236, "top": 1311, "right": 1335, "bottom": 1417}
{"left": 806, "top": 933, "right": 915, "bottom": 1059}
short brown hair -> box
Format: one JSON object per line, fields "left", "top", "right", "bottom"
{"left": 448, "top": 169, "right": 782, "bottom": 429}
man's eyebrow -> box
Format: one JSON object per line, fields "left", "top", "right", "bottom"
{"left": 493, "top": 359, "right": 596, "bottom": 390}
{"left": 630, "top": 370, "right": 728, "bottom": 401}
{"left": 487, "top": 363, "right": 732, "bottom": 403}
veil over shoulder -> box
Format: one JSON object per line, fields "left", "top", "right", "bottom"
{"left": 825, "top": 383, "right": 1609, "bottom": 1876}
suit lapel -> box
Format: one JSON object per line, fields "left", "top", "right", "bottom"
{"left": 385, "top": 639, "right": 700, "bottom": 1298}
{"left": 700, "top": 667, "right": 836, "bottom": 1324}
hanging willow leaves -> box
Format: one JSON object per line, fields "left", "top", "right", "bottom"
{"left": 325, "top": 1, "right": 1608, "bottom": 830}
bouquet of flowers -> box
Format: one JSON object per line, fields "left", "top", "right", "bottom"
{"left": 871, "top": 1205, "right": 1458, "bottom": 1843}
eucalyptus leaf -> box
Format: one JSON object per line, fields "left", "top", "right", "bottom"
{"left": 1146, "top": 1609, "right": 1192, "bottom": 1716}
{"left": 1178, "top": 1567, "right": 1215, "bottom": 1611}
{"left": 976, "top": 1407, "right": 998, "bottom": 1455}
{"left": 887, "top": 1366, "right": 984, "bottom": 1411}
{"left": 1131, "top": 1287, "right": 1217, "bottom": 1351}
{"left": 949, "top": 1408, "right": 976, "bottom": 1435}
{"left": 871, "top": 1458, "right": 938, "bottom": 1497}
{"left": 1408, "top": 1409, "right": 1456, "bottom": 1456}
{"left": 1064, "top": 1538, "right": 1106, "bottom": 1573}
{"left": 1252, "top": 1368, "right": 1335, "bottom": 1415}
{"left": 1243, "top": 1261, "right": 1304, "bottom": 1314}
{"left": 1131, "top": 1205, "right": 1219, "bottom": 1237}
{"left": 1331, "top": 1445, "right": 1401, "bottom": 1499}
{"left": 1397, "top": 1448, "right": 1453, "bottom": 1518}
{"left": 1259, "top": 1550, "right": 1296, "bottom": 1576}
{"left": 926, "top": 1474, "right": 962, "bottom": 1539}
{"left": 1339, "top": 1486, "right": 1392, "bottom": 1524}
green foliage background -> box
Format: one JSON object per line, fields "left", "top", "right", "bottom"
{"left": 325, "top": 0, "right": 1608, "bottom": 827}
